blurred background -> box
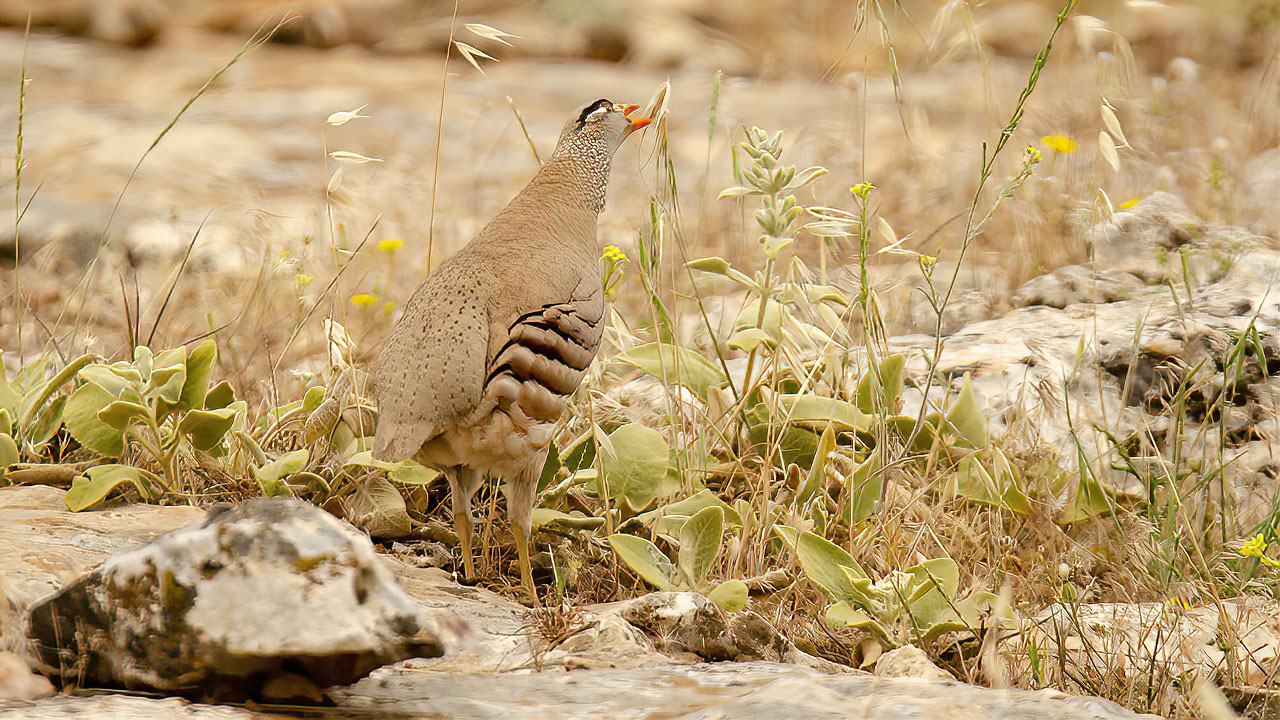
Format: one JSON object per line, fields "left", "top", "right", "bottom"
{"left": 0, "top": 0, "right": 1277, "bottom": 400}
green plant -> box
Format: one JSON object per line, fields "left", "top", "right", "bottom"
{"left": 609, "top": 505, "right": 748, "bottom": 611}
{"left": 0, "top": 352, "right": 94, "bottom": 466}
{"left": 62, "top": 340, "right": 239, "bottom": 509}
{"left": 786, "top": 528, "right": 996, "bottom": 647}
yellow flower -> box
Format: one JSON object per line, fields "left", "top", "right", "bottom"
{"left": 351, "top": 293, "right": 379, "bottom": 309}
{"left": 1041, "top": 135, "right": 1078, "bottom": 154}
{"left": 1024, "top": 145, "right": 1042, "bottom": 165}
{"left": 850, "top": 182, "right": 876, "bottom": 199}
{"left": 1241, "top": 534, "right": 1268, "bottom": 558}
{"left": 1119, "top": 196, "right": 1143, "bottom": 210}
{"left": 377, "top": 238, "right": 405, "bottom": 253}
{"left": 382, "top": 300, "right": 396, "bottom": 314}
{"left": 295, "top": 274, "right": 314, "bottom": 288}
{"left": 601, "top": 245, "right": 629, "bottom": 265}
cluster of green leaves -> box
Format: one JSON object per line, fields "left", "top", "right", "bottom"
{"left": 0, "top": 353, "right": 94, "bottom": 467}
{"left": 782, "top": 527, "right": 997, "bottom": 647}
{"left": 61, "top": 340, "right": 239, "bottom": 509}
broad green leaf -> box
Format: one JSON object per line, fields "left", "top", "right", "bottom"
{"left": 342, "top": 450, "right": 438, "bottom": 485}
{"left": 531, "top": 508, "right": 605, "bottom": 532}
{"left": 78, "top": 365, "right": 131, "bottom": 397}
{"left": 180, "top": 339, "right": 217, "bottom": 411}
{"left": 598, "top": 423, "right": 670, "bottom": 514}
{"left": 65, "top": 464, "right": 148, "bottom": 511}
{"left": 637, "top": 489, "right": 742, "bottom": 539}
{"left": 733, "top": 297, "right": 784, "bottom": 339}
{"left": 13, "top": 357, "right": 48, "bottom": 396}
{"left": 345, "top": 476, "right": 412, "bottom": 538}
{"left": 537, "top": 442, "right": 562, "bottom": 493}
{"left": 0, "top": 408, "right": 11, "bottom": 434}
{"left": 64, "top": 382, "right": 125, "bottom": 457}
{"left": 204, "top": 380, "right": 235, "bottom": 410}
{"left": 614, "top": 343, "right": 726, "bottom": 402}
{"left": 685, "top": 256, "right": 732, "bottom": 274}
{"left": 253, "top": 448, "right": 309, "bottom": 497}
{"left": 986, "top": 448, "right": 1032, "bottom": 515}
{"left": 302, "top": 385, "right": 326, "bottom": 413}
{"left": 0, "top": 432, "right": 17, "bottom": 468}
{"left": 178, "top": 408, "right": 237, "bottom": 452}
{"left": 826, "top": 601, "right": 889, "bottom": 639}
{"left": 795, "top": 424, "right": 837, "bottom": 506}
{"left": 0, "top": 364, "right": 20, "bottom": 416}
{"left": 132, "top": 346, "right": 153, "bottom": 379}
{"left": 149, "top": 348, "right": 187, "bottom": 405}
{"left": 708, "top": 579, "right": 748, "bottom": 611}
{"left": 888, "top": 414, "right": 936, "bottom": 453}
{"left": 796, "top": 531, "right": 866, "bottom": 600}
{"left": 96, "top": 400, "right": 152, "bottom": 430}
{"left": 778, "top": 394, "right": 866, "bottom": 432}
{"left": 728, "top": 327, "right": 776, "bottom": 353}
{"left": 1058, "top": 472, "right": 1115, "bottom": 525}
{"left": 771, "top": 523, "right": 800, "bottom": 549}
{"left": 944, "top": 375, "right": 987, "bottom": 449}
{"left": 678, "top": 505, "right": 724, "bottom": 589}
{"left": 28, "top": 395, "right": 66, "bottom": 447}
{"left": 608, "top": 533, "right": 680, "bottom": 590}
{"left": 848, "top": 448, "right": 883, "bottom": 526}
{"left": 855, "top": 354, "right": 906, "bottom": 414}
{"left": 560, "top": 430, "right": 595, "bottom": 473}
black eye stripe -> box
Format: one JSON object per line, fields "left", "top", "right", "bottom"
{"left": 576, "top": 98, "right": 613, "bottom": 125}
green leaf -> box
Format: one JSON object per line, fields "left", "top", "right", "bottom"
{"left": 0, "top": 408, "right": 11, "bottom": 435}
{"left": 1058, "top": 472, "right": 1115, "bottom": 525}
{"left": 685, "top": 256, "right": 732, "bottom": 274}
{"left": 0, "top": 364, "right": 20, "bottom": 417}
{"left": 343, "top": 450, "right": 439, "bottom": 485}
{"left": 345, "top": 476, "right": 412, "bottom": 538}
{"left": 636, "top": 489, "right": 742, "bottom": 539}
{"left": 598, "top": 423, "right": 670, "bottom": 514}
{"left": 65, "top": 464, "right": 148, "bottom": 511}
{"left": 302, "top": 385, "right": 326, "bottom": 413}
{"left": 64, "top": 382, "right": 125, "bottom": 457}
{"left": 78, "top": 365, "right": 132, "bottom": 397}
{"left": 537, "top": 442, "right": 562, "bottom": 493}
{"left": 614, "top": 343, "right": 726, "bottom": 402}
{"left": 678, "top": 506, "right": 724, "bottom": 589}
{"left": 778, "top": 394, "right": 866, "bottom": 432}
{"left": 944, "top": 375, "right": 987, "bottom": 449}
{"left": 0, "top": 432, "right": 18, "bottom": 468}
{"left": 96, "top": 400, "right": 152, "bottom": 430}
{"left": 856, "top": 354, "right": 905, "bottom": 414}
{"left": 733, "top": 297, "right": 784, "bottom": 338}
{"left": 796, "top": 531, "right": 867, "bottom": 600}
{"left": 708, "top": 579, "right": 748, "bottom": 611}
{"left": 796, "top": 424, "right": 837, "bottom": 507}
{"left": 608, "top": 533, "right": 680, "bottom": 590}
{"left": 178, "top": 408, "right": 237, "bottom": 452}
{"left": 771, "top": 523, "right": 800, "bottom": 549}
{"left": 825, "top": 601, "right": 889, "bottom": 639}
{"left": 28, "top": 395, "right": 66, "bottom": 447}
{"left": 728, "top": 327, "right": 776, "bottom": 353}
{"left": 848, "top": 448, "right": 883, "bottom": 526}
{"left": 148, "top": 348, "right": 187, "bottom": 405}
{"left": 253, "top": 448, "right": 309, "bottom": 497}
{"left": 204, "top": 380, "right": 235, "bottom": 410}
{"left": 180, "top": 339, "right": 217, "bottom": 411}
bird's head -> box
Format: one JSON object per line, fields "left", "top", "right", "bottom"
{"left": 553, "top": 98, "right": 651, "bottom": 159}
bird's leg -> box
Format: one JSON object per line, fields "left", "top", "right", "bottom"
{"left": 502, "top": 472, "right": 539, "bottom": 603}
{"left": 445, "top": 466, "right": 484, "bottom": 582}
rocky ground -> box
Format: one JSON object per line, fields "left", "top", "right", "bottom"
{"left": 0, "top": 484, "right": 1154, "bottom": 719}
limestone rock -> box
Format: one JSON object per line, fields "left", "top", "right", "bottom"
{"left": 1012, "top": 264, "right": 1145, "bottom": 309}
{"left": 23, "top": 497, "right": 440, "bottom": 698}
{"left": 1026, "top": 600, "right": 1280, "bottom": 688}
{"left": 874, "top": 644, "right": 952, "bottom": 681}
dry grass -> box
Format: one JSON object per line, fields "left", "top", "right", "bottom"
{"left": 2, "top": 1, "right": 1280, "bottom": 717}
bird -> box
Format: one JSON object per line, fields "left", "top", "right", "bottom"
{"left": 372, "top": 98, "right": 651, "bottom": 598}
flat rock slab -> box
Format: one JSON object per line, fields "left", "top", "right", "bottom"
{"left": 0, "top": 663, "right": 1149, "bottom": 719}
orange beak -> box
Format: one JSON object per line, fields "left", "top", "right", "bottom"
{"left": 622, "top": 104, "right": 651, "bottom": 130}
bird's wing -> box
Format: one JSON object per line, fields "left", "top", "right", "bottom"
{"left": 371, "top": 274, "right": 488, "bottom": 463}
{"left": 482, "top": 280, "right": 604, "bottom": 424}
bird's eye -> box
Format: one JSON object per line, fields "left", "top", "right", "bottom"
{"left": 585, "top": 106, "right": 609, "bottom": 122}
